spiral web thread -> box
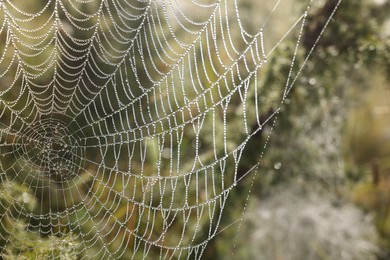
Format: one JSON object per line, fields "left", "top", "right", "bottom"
{"left": 0, "top": 0, "right": 339, "bottom": 259}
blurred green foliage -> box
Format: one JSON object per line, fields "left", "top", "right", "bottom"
{"left": 0, "top": 182, "right": 78, "bottom": 259}
{"left": 0, "top": 0, "right": 389, "bottom": 259}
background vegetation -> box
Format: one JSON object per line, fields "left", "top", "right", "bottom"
{"left": 0, "top": 0, "right": 389, "bottom": 259}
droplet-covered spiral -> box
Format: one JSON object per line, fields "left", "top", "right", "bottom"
{"left": 17, "top": 116, "right": 85, "bottom": 184}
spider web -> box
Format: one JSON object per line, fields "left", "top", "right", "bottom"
{"left": 0, "top": 0, "right": 340, "bottom": 259}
